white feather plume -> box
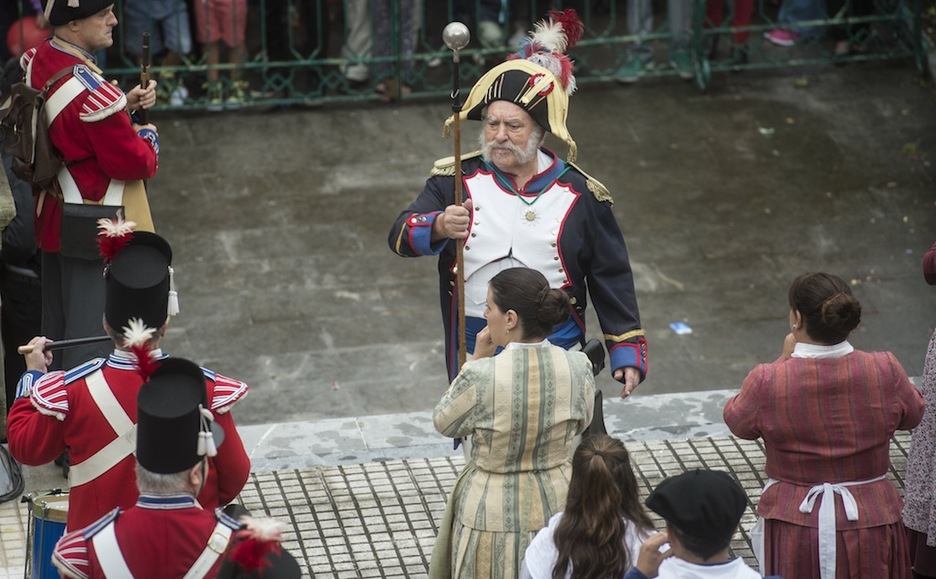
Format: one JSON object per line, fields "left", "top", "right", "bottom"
{"left": 122, "top": 317, "right": 156, "bottom": 348}
{"left": 527, "top": 53, "right": 577, "bottom": 95}
{"left": 531, "top": 18, "right": 568, "bottom": 53}
{"left": 96, "top": 217, "right": 137, "bottom": 238}
{"left": 241, "top": 517, "right": 285, "bottom": 542}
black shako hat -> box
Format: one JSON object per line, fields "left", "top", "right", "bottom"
{"left": 645, "top": 469, "right": 747, "bottom": 541}
{"left": 104, "top": 231, "right": 173, "bottom": 335}
{"left": 44, "top": 0, "right": 113, "bottom": 27}
{"left": 136, "top": 358, "right": 224, "bottom": 474}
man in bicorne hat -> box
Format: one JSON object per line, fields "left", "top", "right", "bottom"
{"left": 388, "top": 9, "right": 648, "bottom": 398}
{"left": 7, "top": 227, "right": 250, "bottom": 531}
{"left": 24, "top": 0, "right": 159, "bottom": 369}
{"left": 52, "top": 357, "right": 243, "bottom": 578}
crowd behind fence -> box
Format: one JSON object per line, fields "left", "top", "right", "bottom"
{"left": 1, "top": 0, "right": 927, "bottom": 110}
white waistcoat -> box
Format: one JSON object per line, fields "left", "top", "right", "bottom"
{"left": 462, "top": 172, "right": 578, "bottom": 316}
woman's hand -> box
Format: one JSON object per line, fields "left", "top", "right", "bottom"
{"left": 472, "top": 326, "right": 496, "bottom": 360}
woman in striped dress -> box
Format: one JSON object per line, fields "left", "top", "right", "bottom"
{"left": 431, "top": 267, "right": 596, "bottom": 579}
{"left": 724, "top": 272, "right": 925, "bottom": 578}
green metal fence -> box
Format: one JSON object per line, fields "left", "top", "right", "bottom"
{"left": 4, "top": 0, "right": 928, "bottom": 110}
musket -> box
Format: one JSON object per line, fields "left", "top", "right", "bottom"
{"left": 442, "top": 22, "right": 471, "bottom": 368}
{"left": 139, "top": 32, "right": 151, "bottom": 124}
{"left": 18, "top": 335, "right": 111, "bottom": 355}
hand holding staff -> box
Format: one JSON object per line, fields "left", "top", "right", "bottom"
{"left": 18, "top": 335, "right": 111, "bottom": 355}
{"left": 443, "top": 22, "right": 471, "bottom": 368}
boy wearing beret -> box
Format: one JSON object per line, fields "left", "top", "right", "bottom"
{"left": 625, "top": 469, "right": 778, "bottom": 579}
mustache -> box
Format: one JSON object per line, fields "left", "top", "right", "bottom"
{"left": 480, "top": 139, "right": 525, "bottom": 159}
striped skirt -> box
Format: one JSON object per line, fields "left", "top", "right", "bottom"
{"left": 763, "top": 518, "right": 912, "bottom": 578}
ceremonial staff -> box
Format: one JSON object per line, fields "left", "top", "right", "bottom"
{"left": 18, "top": 335, "right": 111, "bottom": 355}
{"left": 442, "top": 22, "right": 470, "bottom": 368}
{"left": 139, "top": 32, "right": 151, "bottom": 124}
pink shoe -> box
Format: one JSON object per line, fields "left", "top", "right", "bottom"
{"left": 764, "top": 29, "right": 799, "bottom": 46}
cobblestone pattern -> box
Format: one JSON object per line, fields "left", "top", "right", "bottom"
{"left": 235, "top": 432, "right": 912, "bottom": 578}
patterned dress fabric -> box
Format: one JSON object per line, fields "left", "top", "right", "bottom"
{"left": 725, "top": 348, "right": 924, "bottom": 579}
{"left": 432, "top": 342, "right": 595, "bottom": 579}
{"left": 902, "top": 239, "right": 936, "bottom": 575}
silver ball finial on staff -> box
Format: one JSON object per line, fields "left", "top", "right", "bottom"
{"left": 442, "top": 22, "right": 471, "bottom": 59}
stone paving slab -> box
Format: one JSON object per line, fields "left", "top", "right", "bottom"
{"left": 236, "top": 432, "right": 911, "bottom": 578}
{"left": 0, "top": 429, "right": 913, "bottom": 578}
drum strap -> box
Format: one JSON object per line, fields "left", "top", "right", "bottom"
{"left": 182, "top": 522, "right": 234, "bottom": 579}
{"left": 69, "top": 371, "right": 137, "bottom": 488}
{"left": 91, "top": 519, "right": 232, "bottom": 578}
{"left": 91, "top": 520, "right": 133, "bottom": 578}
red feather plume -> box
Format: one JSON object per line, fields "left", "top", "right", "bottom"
{"left": 122, "top": 318, "right": 159, "bottom": 381}
{"left": 130, "top": 343, "right": 159, "bottom": 381}
{"left": 548, "top": 8, "right": 584, "bottom": 50}
{"left": 96, "top": 217, "right": 136, "bottom": 262}
{"left": 228, "top": 536, "right": 282, "bottom": 573}
{"left": 97, "top": 234, "right": 131, "bottom": 262}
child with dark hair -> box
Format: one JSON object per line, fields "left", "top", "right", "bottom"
{"left": 635, "top": 469, "right": 766, "bottom": 579}
{"left": 521, "top": 434, "right": 655, "bottom": 578}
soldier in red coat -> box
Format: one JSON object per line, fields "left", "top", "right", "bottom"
{"left": 8, "top": 227, "right": 250, "bottom": 531}
{"left": 52, "top": 357, "right": 243, "bottom": 579}
{"left": 25, "top": 0, "right": 159, "bottom": 368}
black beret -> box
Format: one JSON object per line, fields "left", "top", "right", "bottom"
{"left": 645, "top": 469, "right": 747, "bottom": 541}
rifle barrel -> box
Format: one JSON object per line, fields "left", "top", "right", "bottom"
{"left": 139, "top": 32, "right": 151, "bottom": 124}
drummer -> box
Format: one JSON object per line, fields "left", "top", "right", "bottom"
{"left": 52, "top": 357, "right": 243, "bottom": 578}
{"left": 6, "top": 227, "right": 250, "bottom": 531}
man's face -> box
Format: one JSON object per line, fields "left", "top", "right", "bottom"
{"left": 479, "top": 101, "right": 541, "bottom": 174}
{"left": 72, "top": 5, "right": 117, "bottom": 53}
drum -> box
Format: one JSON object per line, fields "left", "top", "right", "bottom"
{"left": 25, "top": 490, "right": 69, "bottom": 579}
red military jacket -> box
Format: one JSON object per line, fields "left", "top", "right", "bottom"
{"left": 8, "top": 350, "right": 250, "bottom": 531}
{"left": 22, "top": 37, "right": 158, "bottom": 252}
{"left": 52, "top": 495, "right": 241, "bottom": 579}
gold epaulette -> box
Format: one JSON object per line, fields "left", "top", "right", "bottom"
{"left": 430, "top": 150, "right": 484, "bottom": 177}
{"left": 568, "top": 161, "right": 613, "bottom": 204}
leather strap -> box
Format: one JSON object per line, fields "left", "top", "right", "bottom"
{"left": 68, "top": 371, "right": 136, "bottom": 488}
{"left": 90, "top": 520, "right": 134, "bottom": 578}
{"left": 57, "top": 165, "right": 125, "bottom": 206}
{"left": 181, "top": 521, "right": 234, "bottom": 579}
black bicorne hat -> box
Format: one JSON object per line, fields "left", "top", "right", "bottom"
{"left": 443, "top": 9, "right": 584, "bottom": 161}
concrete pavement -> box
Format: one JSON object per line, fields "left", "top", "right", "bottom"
{"left": 144, "top": 61, "right": 936, "bottom": 427}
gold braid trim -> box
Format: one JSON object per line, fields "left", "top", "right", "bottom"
{"left": 604, "top": 329, "right": 645, "bottom": 342}
{"left": 568, "top": 161, "right": 613, "bottom": 204}
{"left": 430, "top": 151, "right": 484, "bottom": 177}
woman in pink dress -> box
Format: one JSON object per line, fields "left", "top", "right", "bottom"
{"left": 724, "top": 271, "right": 924, "bottom": 578}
